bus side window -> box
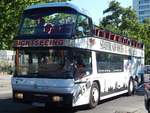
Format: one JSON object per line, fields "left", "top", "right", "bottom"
{"left": 74, "top": 51, "right": 92, "bottom": 80}
{"left": 76, "top": 15, "right": 91, "bottom": 37}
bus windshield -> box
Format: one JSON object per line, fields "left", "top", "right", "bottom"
{"left": 15, "top": 48, "right": 74, "bottom": 79}
{"left": 15, "top": 48, "right": 92, "bottom": 79}
{"left": 19, "top": 8, "right": 77, "bottom": 37}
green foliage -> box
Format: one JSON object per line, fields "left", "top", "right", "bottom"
{"left": 0, "top": 0, "right": 71, "bottom": 49}
{"left": 143, "top": 18, "right": 150, "bottom": 24}
{"left": 102, "top": 1, "right": 123, "bottom": 28}
{"left": 0, "top": 60, "right": 14, "bottom": 74}
{"left": 101, "top": 0, "right": 150, "bottom": 65}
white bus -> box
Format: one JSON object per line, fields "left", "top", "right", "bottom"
{"left": 12, "top": 2, "right": 144, "bottom": 108}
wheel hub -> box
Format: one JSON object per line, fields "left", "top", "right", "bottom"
{"left": 92, "top": 88, "right": 99, "bottom": 102}
{"left": 130, "top": 81, "right": 133, "bottom": 92}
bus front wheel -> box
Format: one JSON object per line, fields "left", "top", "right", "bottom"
{"left": 128, "top": 78, "right": 135, "bottom": 96}
{"left": 88, "top": 82, "right": 99, "bottom": 108}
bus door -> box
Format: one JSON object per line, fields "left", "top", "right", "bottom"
{"left": 72, "top": 50, "right": 93, "bottom": 105}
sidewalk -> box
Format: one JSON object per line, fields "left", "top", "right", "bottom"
{"left": 0, "top": 75, "right": 12, "bottom": 95}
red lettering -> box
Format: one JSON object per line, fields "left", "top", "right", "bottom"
{"left": 58, "top": 40, "right": 64, "bottom": 45}
{"left": 37, "top": 40, "right": 40, "bottom": 46}
{"left": 40, "top": 40, "right": 45, "bottom": 46}
{"left": 15, "top": 39, "right": 64, "bottom": 47}
{"left": 21, "top": 40, "right": 26, "bottom": 46}
{"left": 49, "top": 39, "right": 53, "bottom": 45}
{"left": 15, "top": 40, "right": 20, "bottom": 46}
{"left": 53, "top": 40, "right": 58, "bottom": 45}
{"left": 26, "top": 40, "right": 31, "bottom": 46}
{"left": 45, "top": 39, "right": 49, "bottom": 46}
{"left": 33, "top": 40, "right": 38, "bottom": 46}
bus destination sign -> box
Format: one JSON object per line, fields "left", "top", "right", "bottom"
{"left": 14, "top": 39, "right": 64, "bottom": 47}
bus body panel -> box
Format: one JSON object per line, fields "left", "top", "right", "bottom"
{"left": 12, "top": 76, "right": 94, "bottom": 107}
{"left": 12, "top": 77, "right": 74, "bottom": 93}
{"left": 12, "top": 2, "right": 145, "bottom": 108}
{"left": 97, "top": 72, "right": 129, "bottom": 96}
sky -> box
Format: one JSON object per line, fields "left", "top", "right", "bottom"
{"left": 70, "top": 0, "right": 132, "bottom": 25}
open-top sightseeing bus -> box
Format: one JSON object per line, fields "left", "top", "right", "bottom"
{"left": 12, "top": 2, "right": 144, "bottom": 108}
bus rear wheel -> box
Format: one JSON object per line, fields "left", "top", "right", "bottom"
{"left": 88, "top": 82, "right": 99, "bottom": 108}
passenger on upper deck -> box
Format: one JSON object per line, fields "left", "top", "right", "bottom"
{"left": 34, "top": 18, "right": 46, "bottom": 34}
{"left": 44, "top": 23, "right": 53, "bottom": 34}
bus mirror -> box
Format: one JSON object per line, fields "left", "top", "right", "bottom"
{"left": 78, "top": 26, "right": 84, "bottom": 32}
{"left": 86, "top": 71, "right": 90, "bottom": 76}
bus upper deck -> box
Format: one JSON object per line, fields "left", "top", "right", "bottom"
{"left": 14, "top": 2, "right": 143, "bottom": 57}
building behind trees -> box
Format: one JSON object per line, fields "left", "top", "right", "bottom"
{"left": 133, "top": 0, "right": 150, "bottom": 22}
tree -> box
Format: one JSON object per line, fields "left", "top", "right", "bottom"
{"left": 143, "top": 18, "right": 150, "bottom": 24}
{"left": 102, "top": 1, "right": 123, "bottom": 28}
{"left": 100, "top": 0, "right": 150, "bottom": 64}
{"left": 0, "top": 0, "right": 71, "bottom": 49}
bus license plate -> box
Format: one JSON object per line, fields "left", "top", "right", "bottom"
{"left": 32, "top": 102, "right": 45, "bottom": 107}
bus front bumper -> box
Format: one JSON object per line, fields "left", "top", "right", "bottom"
{"left": 13, "top": 90, "right": 73, "bottom": 108}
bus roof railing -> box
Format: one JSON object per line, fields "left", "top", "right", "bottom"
{"left": 94, "top": 28, "right": 144, "bottom": 49}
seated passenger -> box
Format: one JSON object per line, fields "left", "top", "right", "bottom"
{"left": 74, "top": 57, "right": 86, "bottom": 79}
{"left": 44, "top": 23, "right": 53, "bottom": 34}
{"left": 34, "top": 18, "right": 45, "bottom": 34}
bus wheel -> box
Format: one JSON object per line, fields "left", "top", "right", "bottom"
{"left": 128, "top": 78, "right": 134, "bottom": 96}
{"left": 134, "top": 76, "right": 140, "bottom": 88}
{"left": 148, "top": 101, "right": 150, "bottom": 113}
{"left": 135, "top": 76, "right": 141, "bottom": 86}
{"left": 89, "top": 82, "right": 99, "bottom": 108}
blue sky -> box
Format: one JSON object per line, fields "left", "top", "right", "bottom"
{"left": 70, "top": 0, "right": 132, "bottom": 25}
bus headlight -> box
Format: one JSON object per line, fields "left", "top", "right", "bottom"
{"left": 15, "top": 93, "right": 23, "bottom": 99}
{"left": 52, "top": 96, "right": 63, "bottom": 102}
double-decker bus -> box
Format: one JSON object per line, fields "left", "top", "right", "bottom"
{"left": 12, "top": 2, "right": 144, "bottom": 108}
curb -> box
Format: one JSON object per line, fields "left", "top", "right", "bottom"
{"left": 0, "top": 91, "right": 12, "bottom": 96}
{"left": 0, "top": 91, "right": 12, "bottom": 95}
{"left": 0, "top": 75, "right": 12, "bottom": 80}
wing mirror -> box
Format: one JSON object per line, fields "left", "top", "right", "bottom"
{"left": 77, "top": 26, "right": 84, "bottom": 32}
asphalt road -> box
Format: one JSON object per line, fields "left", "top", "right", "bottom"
{"left": 0, "top": 75, "right": 149, "bottom": 113}
{"left": 0, "top": 93, "right": 147, "bottom": 113}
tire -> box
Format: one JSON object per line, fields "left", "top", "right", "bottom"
{"left": 128, "top": 78, "right": 134, "bottom": 96}
{"left": 148, "top": 101, "right": 150, "bottom": 113}
{"left": 88, "top": 82, "right": 100, "bottom": 108}
{"left": 134, "top": 76, "right": 139, "bottom": 88}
